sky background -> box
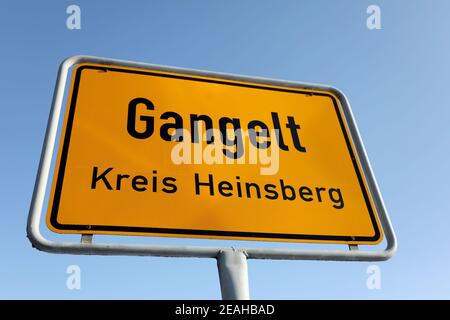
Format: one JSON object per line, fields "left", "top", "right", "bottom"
{"left": 1, "top": 0, "right": 450, "bottom": 299}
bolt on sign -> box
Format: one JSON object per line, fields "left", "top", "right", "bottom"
{"left": 45, "top": 58, "right": 384, "bottom": 245}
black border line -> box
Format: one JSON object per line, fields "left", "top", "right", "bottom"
{"left": 49, "top": 65, "right": 381, "bottom": 243}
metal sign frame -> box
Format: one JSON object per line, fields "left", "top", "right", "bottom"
{"left": 27, "top": 56, "right": 397, "bottom": 299}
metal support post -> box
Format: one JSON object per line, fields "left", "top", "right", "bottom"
{"left": 216, "top": 249, "right": 250, "bottom": 300}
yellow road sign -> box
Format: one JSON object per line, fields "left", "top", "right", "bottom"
{"left": 47, "top": 62, "right": 382, "bottom": 244}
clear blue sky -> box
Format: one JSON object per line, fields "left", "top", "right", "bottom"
{"left": 1, "top": 0, "right": 450, "bottom": 299}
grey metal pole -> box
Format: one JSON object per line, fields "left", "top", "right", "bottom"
{"left": 216, "top": 249, "right": 250, "bottom": 300}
